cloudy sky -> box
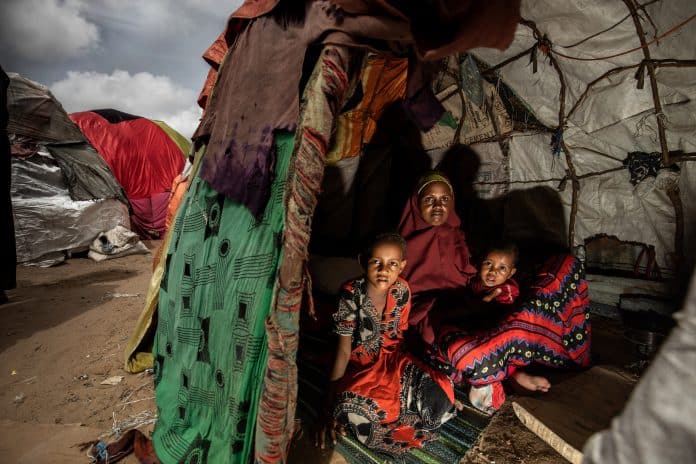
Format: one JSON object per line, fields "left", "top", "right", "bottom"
{"left": 1, "top": 0, "right": 243, "bottom": 138}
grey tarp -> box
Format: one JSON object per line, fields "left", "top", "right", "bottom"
{"left": 7, "top": 73, "right": 130, "bottom": 264}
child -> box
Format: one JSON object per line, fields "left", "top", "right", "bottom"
{"left": 470, "top": 241, "right": 520, "bottom": 305}
{"left": 315, "top": 232, "right": 455, "bottom": 455}
{"left": 466, "top": 241, "right": 551, "bottom": 409}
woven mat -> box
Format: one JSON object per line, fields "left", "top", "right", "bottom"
{"left": 297, "top": 331, "right": 489, "bottom": 463}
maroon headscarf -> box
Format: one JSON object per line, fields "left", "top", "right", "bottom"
{"left": 398, "top": 182, "right": 476, "bottom": 297}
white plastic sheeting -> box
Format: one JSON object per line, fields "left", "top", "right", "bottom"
{"left": 12, "top": 150, "right": 130, "bottom": 264}
{"left": 583, "top": 271, "right": 696, "bottom": 463}
{"left": 469, "top": 0, "right": 696, "bottom": 275}
{"left": 470, "top": 141, "right": 511, "bottom": 200}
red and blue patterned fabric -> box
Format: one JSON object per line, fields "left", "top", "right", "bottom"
{"left": 438, "top": 254, "right": 592, "bottom": 386}
{"left": 469, "top": 277, "right": 520, "bottom": 305}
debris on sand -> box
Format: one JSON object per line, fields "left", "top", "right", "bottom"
{"left": 100, "top": 376, "right": 124, "bottom": 386}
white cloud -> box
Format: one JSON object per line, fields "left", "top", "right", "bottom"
{"left": 2, "top": 0, "right": 242, "bottom": 136}
{"left": 160, "top": 106, "right": 204, "bottom": 141}
{"left": 50, "top": 70, "right": 201, "bottom": 138}
{"left": 0, "top": 0, "right": 99, "bottom": 61}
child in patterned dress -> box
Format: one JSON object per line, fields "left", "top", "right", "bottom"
{"left": 315, "top": 232, "right": 455, "bottom": 454}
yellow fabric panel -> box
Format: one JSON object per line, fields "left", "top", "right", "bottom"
{"left": 151, "top": 119, "right": 191, "bottom": 156}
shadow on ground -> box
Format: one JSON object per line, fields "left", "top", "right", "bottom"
{"left": 1, "top": 263, "right": 142, "bottom": 352}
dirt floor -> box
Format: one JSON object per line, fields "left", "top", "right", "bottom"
{"left": 0, "top": 242, "right": 646, "bottom": 463}
{"left": 0, "top": 245, "right": 159, "bottom": 463}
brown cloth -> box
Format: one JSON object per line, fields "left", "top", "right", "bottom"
{"left": 335, "top": 0, "right": 522, "bottom": 60}
{"left": 194, "top": 1, "right": 410, "bottom": 215}
{"left": 197, "top": 0, "right": 521, "bottom": 109}
{"left": 195, "top": 0, "right": 520, "bottom": 216}
{"left": 82, "top": 429, "right": 160, "bottom": 464}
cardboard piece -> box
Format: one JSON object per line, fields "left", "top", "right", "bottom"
{"left": 512, "top": 366, "right": 636, "bottom": 464}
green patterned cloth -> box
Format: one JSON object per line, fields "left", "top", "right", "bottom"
{"left": 152, "top": 132, "right": 294, "bottom": 463}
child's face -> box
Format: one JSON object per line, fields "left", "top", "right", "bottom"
{"left": 479, "top": 251, "right": 517, "bottom": 288}
{"left": 364, "top": 242, "right": 406, "bottom": 292}
{"left": 418, "top": 181, "right": 452, "bottom": 226}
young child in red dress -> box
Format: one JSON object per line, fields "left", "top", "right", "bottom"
{"left": 470, "top": 241, "right": 520, "bottom": 305}
{"left": 467, "top": 241, "right": 551, "bottom": 408}
{"left": 316, "top": 232, "right": 455, "bottom": 454}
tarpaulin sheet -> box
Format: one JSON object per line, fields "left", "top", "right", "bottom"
{"left": 11, "top": 150, "right": 130, "bottom": 263}
{"left": 466, "top": 0, "right": 696, "bottom": 275}
{"left": 6, "top": 73, "right": 85, "bottom": 143}
{"left": 70, "top": 111, "right": 185, "bottom": 200}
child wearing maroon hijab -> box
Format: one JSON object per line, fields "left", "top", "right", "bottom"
{"left": 398, "top": 171, "right": 476, "bottom": 344}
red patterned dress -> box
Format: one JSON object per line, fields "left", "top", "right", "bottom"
{"left": 333, "top": 277, "right": 455, "bottom": 455}
{"left": 439, "top": 254, "right": 592, "bottom": 386}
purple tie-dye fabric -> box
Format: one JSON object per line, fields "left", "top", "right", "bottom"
{"left": 197, "top": 15, "right": 309, "bottom": 216}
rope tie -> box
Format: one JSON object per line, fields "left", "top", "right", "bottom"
{"left": 529, "top": 33, "right": 553, "bottom": 74}
{"left": 634, "top": 60, "right": 647, "bottom": 89}
{"left": 551, "top": 12, "right": 696, "bottom": 61}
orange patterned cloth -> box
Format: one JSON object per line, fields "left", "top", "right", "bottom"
{"left": 326, "top": 55, "right": 407, "bottom": 163}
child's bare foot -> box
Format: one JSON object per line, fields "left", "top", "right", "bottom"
{"left": 512, "top": 371, "right": 551, "bottom": 392}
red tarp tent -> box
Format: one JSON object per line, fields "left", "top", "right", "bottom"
{"left": 70, "top": 109, "right": 188, "bottom": 238}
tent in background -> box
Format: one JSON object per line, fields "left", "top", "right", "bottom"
{"left": 7, "top": 73, "right": 130, "bottom": 266}
{"left": 71, "top": 109, "right": 189, "bottom": 238}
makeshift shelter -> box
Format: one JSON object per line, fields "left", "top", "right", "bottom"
{"left": 70, "top": 109, "right": 189, "bottom": 238}
{"left": 7, "top": 73, "right": 130, "bottom": 265}
{"left": 124, "top": 1, "right": 695, "bottom": 463}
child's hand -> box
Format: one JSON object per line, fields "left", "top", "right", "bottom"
{"left": 314, "top": 414, "right": 345, "bottom": 449}
{"left": 482, "top": 287, "right": 502, "bottom": 303}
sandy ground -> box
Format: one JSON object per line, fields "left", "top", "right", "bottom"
{"left": 0, "top": 246, "right": 158, "bottom": 463}
{"left": 0, "top": 242, "right": 346, "bottom": 464}
{"left": 0, "top": 242, "right": 643, "bottom": 463}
